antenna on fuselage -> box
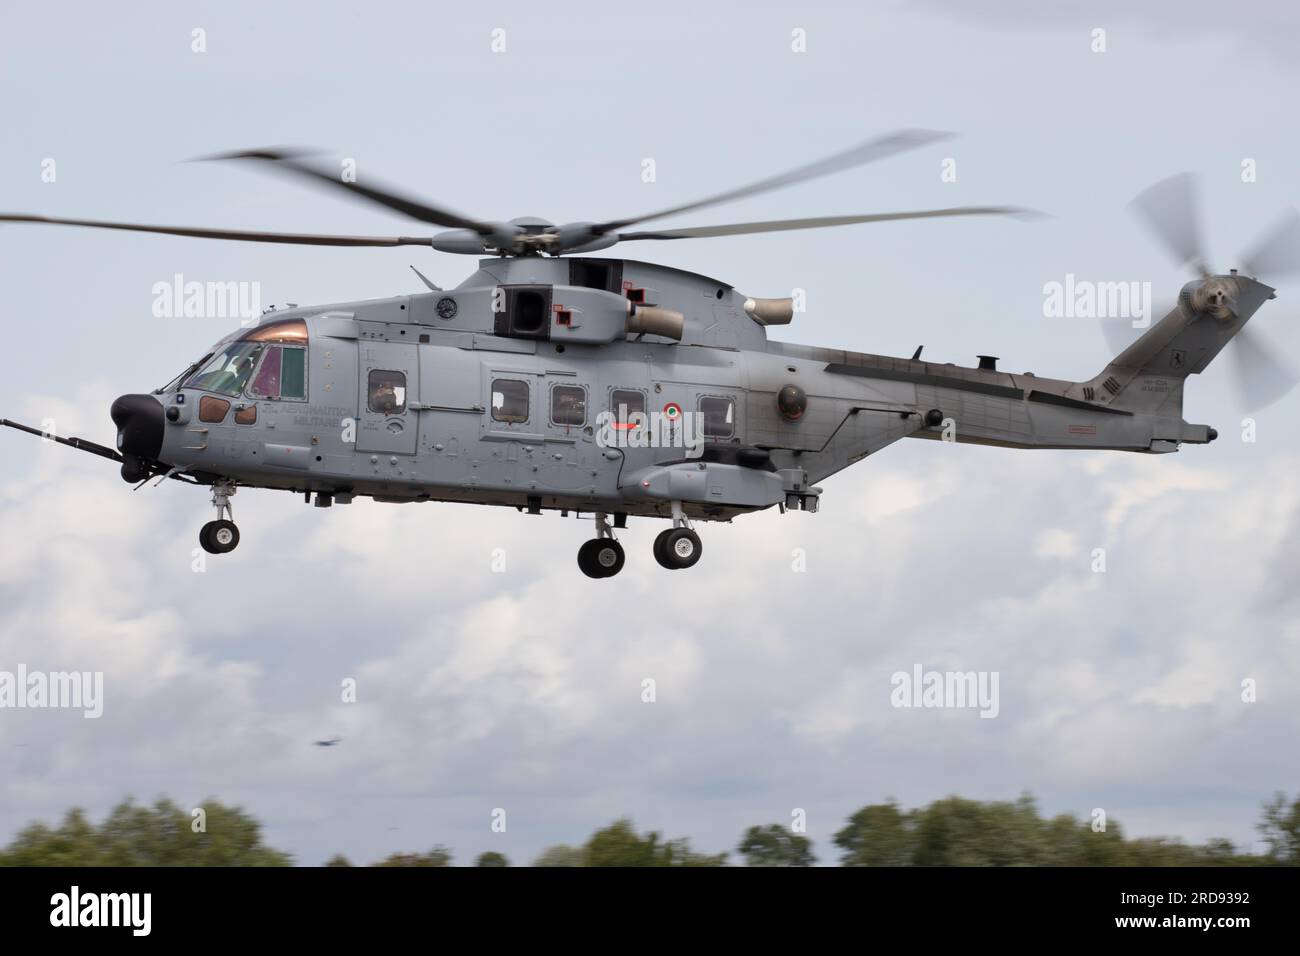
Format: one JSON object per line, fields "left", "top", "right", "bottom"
{"left": 409, "top": 264, "right": 441, "bottom": 292}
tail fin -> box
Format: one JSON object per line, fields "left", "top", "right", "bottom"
{"left": 1086, "top": 274, "right": 1275, "bottom": 414}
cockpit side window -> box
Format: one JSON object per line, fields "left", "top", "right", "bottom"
{"left": 281, "top": 348, "right": 306, "bottom": 399}
{"left": 248, "top": 347, "right": 282, "bottom": 398}
{"left": 247, "top": 345, "right": 308, "bottom": 401}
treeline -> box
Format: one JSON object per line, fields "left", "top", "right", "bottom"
{"left": 2, "top": 793, "right": 1298, "bottom": 866}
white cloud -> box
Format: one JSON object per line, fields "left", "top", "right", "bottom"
{"left": 2, "top": 385, "right": 1299, "bottom": 863}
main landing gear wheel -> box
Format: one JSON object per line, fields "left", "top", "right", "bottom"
{"left": 578, "top": 538, "right": 625, "bottom": 579}
{"left": 654, "top": 528, "right": 702, "bottom": 570}
{"left": 200, "top": 519, "right": 240, "bottom": 554}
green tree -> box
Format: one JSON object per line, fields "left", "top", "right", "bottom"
{"left": 737, "top": 824, "right": 815, "bottom": 866}
{"left": 910, "top": 794, "right": 1047, "bottom": 866}
{"left": 1258, "top": 792, "right": 1300, "bottom": 864}
{"left": 832, "top": 795, "right": 1271, "bottom": 867}
{"left": 324, "top": 854, "right": 352, "bottom": 867}
{"left": 583, "top": 819, "right": 726, "bottom": 866}
{"left": 834, "top": 800, "right": 916, "bottom": 866}
{"left": 533, "top": 844, "right": 584, "bottom": 867}
{"left": 584, "top": 819, "right": 659, "bottom": 867}
{"left": 373, "top": 845, "right": 453, "bottom": 867}
{"left": 0, "top": 798, "right": 291, "bottom": 866}
{"left": 660, "top": 837, "right": 727, "bottom": 867}
{"left": 475, "top": 851, "right": 509, "bottom": 867}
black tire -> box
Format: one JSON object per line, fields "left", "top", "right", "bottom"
{"left": 199, "top": 521, "right": 219, "bottom": 554}
{"left": 204, "top": 519, "right": 240, "bottom": 554}
{"left": 661, "top": 528, "right": 702, "bottom": 569}
{"left": 653, "top": 528, "right": 676, "bottom": 569}
{"left": 578, "top": 538, "right": 624, "bottom": 578}
{"left": 577, "top": 539, "right": 603, "bottom": 578}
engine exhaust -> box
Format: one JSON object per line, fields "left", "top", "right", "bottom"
{"left": 627, "top": 305, "right": 684, "bottom": 341}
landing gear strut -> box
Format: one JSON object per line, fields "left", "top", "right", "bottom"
{"left": 654, "top": 501, "right": 702, "bottom": 570}
{"left": 199, "top": 480, "right": 241, "bottom": 555}
{"left": 577, "top": 511, "right": 625, "bottom": 579}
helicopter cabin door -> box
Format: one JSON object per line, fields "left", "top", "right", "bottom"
{"left": 357, "top": 341, "right": 419, "bottom": 455}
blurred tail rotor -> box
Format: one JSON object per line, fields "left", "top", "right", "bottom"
{"left": 1129, "top": 172, "right": 1210, "bottom": 278}
{"left": 1233, "top": 209, "right": 1300, "bottom": 410}
{"left": 1240, "top": 208, "right": 1300, "bottom": 281}
{"left": 1229, "top": 325, "right": 1297, "bottom": 411}
{"left": 1125, "top": 173, "right": 1297, "bottom": 410}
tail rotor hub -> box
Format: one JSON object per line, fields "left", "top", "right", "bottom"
{"left": 1187, "top": 276, "right": 1239, "bottom": 320}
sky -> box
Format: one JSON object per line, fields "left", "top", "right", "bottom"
{"left": 0, "top": 0, "right": 1297, "bottom": 865}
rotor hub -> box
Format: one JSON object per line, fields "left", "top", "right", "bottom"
{"left": 1185, "top": 276, "right": 1239, "bottom": 321}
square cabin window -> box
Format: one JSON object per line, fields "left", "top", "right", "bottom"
{"left": 610, "top": 389, "right": 645, "bottom": 425}
{"left": 492, "top": 378, "right": 529, "bottom": 424}
{"left": 368, "top": 370, "right": 407, "bottom": 414}
{"left": 551, "top": 385, "right": 586, "bottom": 427}
{"left": 700, "top": 396, "right": 734, "bottom": 438}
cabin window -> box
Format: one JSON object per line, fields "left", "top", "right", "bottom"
{"left": 368, "top": 370, "right": 407, "bottom": 414}
{"left": 610, "top": 389, "right": 645, "bottom": 426}
{"left": 246, "top": 346, "right": 308, "bottom": 401}
{"left": 699, "top": 396, "right": 735, "bottom": 438}
{"left": 550, "top": 385, "right": 587, "bottom": 426}
{"left": 491, "top": 378, "right": 529, "bottom": 424}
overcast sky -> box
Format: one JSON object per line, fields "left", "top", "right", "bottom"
{"left": 1, "top": 0, "right": 1297, "bottom": 865}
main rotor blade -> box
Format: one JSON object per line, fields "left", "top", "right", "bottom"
{"left": 0, "top": 213, "right": 434, "bottom": 246}
{"left": 197, "top": 148, "right": 495, "bottom": 235}
{"left": 1240, "top": 208, "right": 1300, "bottom": 280}
{"left": 1129, "top": 172, "right": 1208, "bottom": 276}
{"left": 617, "top": 206, "right": 1035, "bottom": 242}
{"left": 589, "top": 128, "right": 954, "bottom": 237}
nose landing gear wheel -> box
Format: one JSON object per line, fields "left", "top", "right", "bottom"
{"left": 200, "top": 519, "right": 240, "bottom": 554}
{"left": 578, "top": 538, "right": 625, "bottom": 578}
{"left": 655, "top": 528, "right": 701, "bottom": 570}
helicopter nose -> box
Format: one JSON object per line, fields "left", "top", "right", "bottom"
{"left": 110, "top": 393, "right": 164, "bottom": 460}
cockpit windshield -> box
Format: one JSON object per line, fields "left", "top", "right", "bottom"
{"left": 155, "top": 353, "right": 210, "bottom": 394}
{"left": 183, "top": 341, "right": 268, "bottom": 396}
{"left": 162, "top": 319, "right": 310, "bottom": 397}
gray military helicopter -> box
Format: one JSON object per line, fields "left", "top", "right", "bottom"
{"left": 3, "top": 130, "right": 1296, "bottom": 577}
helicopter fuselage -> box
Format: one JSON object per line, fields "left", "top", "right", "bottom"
{"left": 132, "top": 255, "right": 1229, "bottom": 528}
